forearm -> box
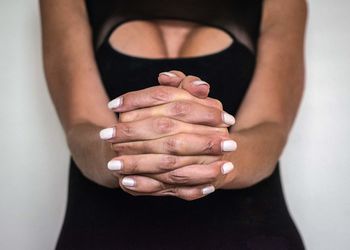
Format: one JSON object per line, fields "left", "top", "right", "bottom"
{"left": 221, "top": 121, "right": 288, "bottom": 189}
{"left": 39, "top": 0, "right": 120, "bottom": 188}
{"left": 67, "top": 122, "right": 119, "bottom": 188}
{"left": 219, "top": 0, "right": 307, "bottom": 190}
{"left": 39, "top": 0, "right": 117, "bottom": 132}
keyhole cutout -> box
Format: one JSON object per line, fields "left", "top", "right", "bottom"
{"left": 108, "top": 19, "right": 234, "bottom": 60}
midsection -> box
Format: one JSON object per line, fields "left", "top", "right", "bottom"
{"left": 108, "top": 19, "right": 234, "bottom": 59}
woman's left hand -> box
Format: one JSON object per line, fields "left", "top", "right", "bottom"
{"left": 101, "top": 71, "right": 237, "bottom": 200}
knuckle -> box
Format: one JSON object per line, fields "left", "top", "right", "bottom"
{"left": 203, "top": 137, "right": 217, "bottom": 154}
{"left": 112, "top": 143, "right": 131, "bottom": 154}
{"left": 214, "top": 99, "right": 224, "bottom": 110}
{"left": 159, "top": 155, "right": 178, "bottom": 170}
{"left": 163, "top": 136, "right": 181, "bottom": 154}
{"left": 151, "top": 87, "right": 171, "bottom": 102}
{"left": 167, "top": 170, "right": 190, "bottom": 184}
{"left": 153, "top": 116, "right": 175, "bottom": 134}
{"left": 170, "top": 101, "right": 191, "bottom": 117}
{"left": 117, "top": 123, "right": 134, "bottom": 138}
{"left": 205, "top": 98, "right": 223, "bottom": 110}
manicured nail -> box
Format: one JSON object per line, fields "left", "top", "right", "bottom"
{"left": 221, "top": 162, "right": 234, "bottom": 174}
{"left": 222, "top": 111, "right": 235, "bottom": 125}
{"left": 159, "top": 72, "right": 178, "bottom": 78}
{"left": 122, "top": 177, "right": 135, "bottom": 187}
{"left": 221, "top": 140, "right": 237, "bottom": 152}
{"left": 192, "top": 80, "right": 209, "bottom": 86}
{"left": 202, "top": 185, "right": 215, "bottom": 195}
{"left": 108, "top": 97, "right": 123, "bottom": 109}
{"left": 107, "top": 160, "right": 123, "bottom": 170}
{"left": 99, "top": 127, "right": 115, "bottom": 140}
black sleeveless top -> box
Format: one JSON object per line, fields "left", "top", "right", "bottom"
{"left": 56, "top": 1, "right": 305, "bottom": 249}
{"left": 86, "top": 0, "right": 262, "bottom": 52}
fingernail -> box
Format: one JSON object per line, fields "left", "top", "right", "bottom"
{"left": 221, "top": 162, "right": 234, "bottom": 174}
{"left": 221, "top": 140, "right": 237, "bottom": 152}
{"left": 222, "top": 111, "right": 235, "bottom": 125}
{"left": 108, "top": 97, "right": 123, "bottom": 109}
{"left": 122, "top": 177, "right": 135, "bottom": 187}
{"left": 192, "top": 80, "right": 209, "bottom": 86}
{"left": 107, "top": 160, "right": 123, "bottom": 170}
{"left": 99, "top": 127, "right": 115, "bottom": 140}
{"left": 202, "top": 185, "right": 215, "bottom": 195}
{"left": 159, "top": 72, "right": 178, "bottom": 78}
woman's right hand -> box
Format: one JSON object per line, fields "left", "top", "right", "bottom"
{"left": 100, "top": 73, "right": 237, "bottom": 199}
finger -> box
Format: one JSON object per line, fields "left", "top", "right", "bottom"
{"left": 99, "top": 116, "right": 227, "bottom": 143}
{"left": 173, "top": 184, "right": 216, "bottom": 201}
{"left": 111, "top": 133, "right": 237, "bottom": 155}
{"left": 204, "top": 97, "right": 224, "bottom": 110}
{"left": 119, "top": 100, "right": 235, "bottom": 127}
{"left": 147, "top": 161, "right": 235, "bottom": 186}
{"left": 107, "top": 85, "right": 219, "bottom": 113}
{"left": 178, "top": 75, "right": 210, "bottom": 99}
{"left": 160, "top": 72, "right": 219, "bottom": 107}
{"left": 157, "top": 70, "right": 186, "bottom": 87}
{"left": 120, "top": 175, "right": 216, "bottom": 201}
{"left": 119, "top": 175, "right": 169, "bottom": 193}
{"left": 106, "top": 154, "right": 221, "bottom": 174}
{"left": 159, "top": 71, "right": 210, "bottom": 99}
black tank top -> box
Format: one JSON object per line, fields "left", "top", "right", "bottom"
{"left": 56, "top": 1, "right": 305, "bottom": 249}
{"left": 86, "top": 0, "right": 262, "bottom": 52}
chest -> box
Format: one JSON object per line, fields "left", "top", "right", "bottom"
{"left": 108, "top": 19, "right": 234, "bottom": 59}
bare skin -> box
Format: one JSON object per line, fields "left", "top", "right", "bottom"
{"left": 109, "top": 19, "right": 233, "bottom": 59}
{"left": 39, "top": 0, "right": 307, "bottom": 200}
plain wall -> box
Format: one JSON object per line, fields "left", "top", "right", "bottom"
{"left": 0, "top": 0, "right": 349, "bottom": 249}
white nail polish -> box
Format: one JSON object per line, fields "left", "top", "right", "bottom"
{"left": 222, "top": 112, "right": 235, "bottom": 125}
{"left": 221, "top": 162, "right": 234, "bottom": 174}
{"left": 107, "top": 160, "right": 123, "bottom": 170}
{"left": 122, "top": 177, "right": 135, "bottom": 187}
{"left": 202, "top": 185, "right": 215, "bottom": 195}
{"left": 99, "top": 127, "right": 115, "bottom": 140}
{"left": 159, "top": 72, "right": 177, "bottom": 78}
{"left": 192, "top": 80, "right": 209, "bottom": 86}
{"left": 221, "top": 140, "right": 237, "bottom": 152}
{"left": 108, "top": 97, "right": 123, "bottom": 109}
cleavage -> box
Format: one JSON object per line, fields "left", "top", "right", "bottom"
{"left": 108, "top": 19, "right": 234, "bottom": 59}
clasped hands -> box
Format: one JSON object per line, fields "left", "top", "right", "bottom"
{"left": 99, "top": 70, "right": 237, "bottom": 201}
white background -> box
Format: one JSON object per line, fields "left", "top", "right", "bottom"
{"left": 0, "top": 0, "right": 349, "bottom": 249}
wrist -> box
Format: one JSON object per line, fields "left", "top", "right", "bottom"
{"left": 219, "top": 123, "right": 286, "bottom": 189}
{"left": 100, "top": 139, "right": 121, "bottom": 188}
{"left": 67, "top": 122, "right": 120, "bottom": 188}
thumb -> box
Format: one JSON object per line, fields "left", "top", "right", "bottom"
{"left": 158, "top": 70, "right": 210, "bottom": 99}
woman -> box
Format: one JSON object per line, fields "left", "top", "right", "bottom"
{"left": 39, "top": 0, "right": 307, "bottom": 249}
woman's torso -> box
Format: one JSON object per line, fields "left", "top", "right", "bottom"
{"left": 56, "top": 1, "right": 305, "bottom": 249}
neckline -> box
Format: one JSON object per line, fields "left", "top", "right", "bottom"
{"left": 104, "top": 37, "right": 237, "bottom": 62}
{"left": 98, "top": 17, "right": 253, "bottom": 62}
